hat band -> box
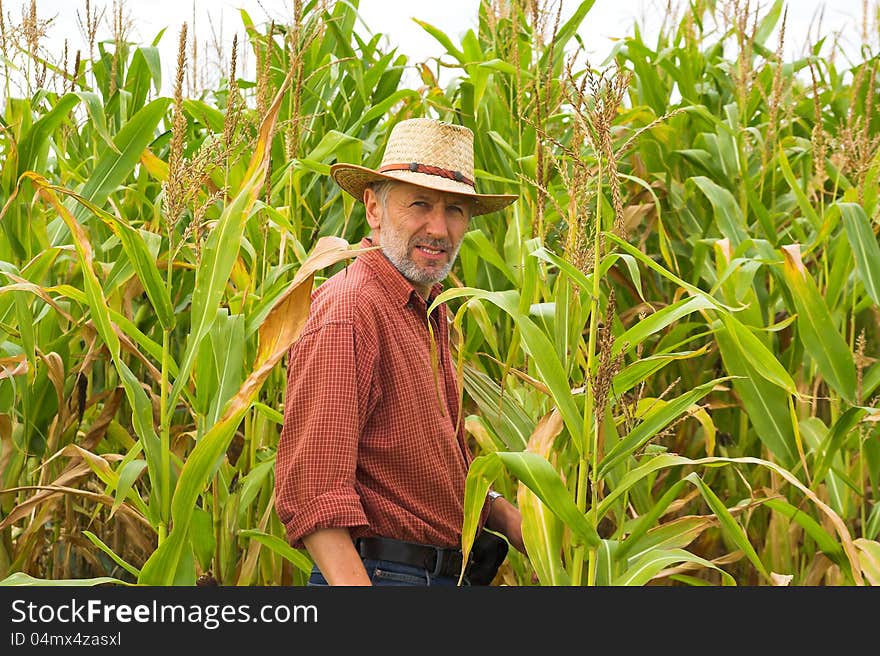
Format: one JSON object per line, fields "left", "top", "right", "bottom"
{"left": 377, "top": 162, "right": 475, "bottom": 189}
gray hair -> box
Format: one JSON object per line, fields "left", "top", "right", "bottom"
{"left": 367, "top": 180, "right": 399, "bottom": 210}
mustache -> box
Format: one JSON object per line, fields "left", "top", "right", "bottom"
{"left": 409, "top": 236, "right": 453, "bottom": 251}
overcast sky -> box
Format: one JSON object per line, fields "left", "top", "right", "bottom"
{"left": 2, "top": 0, "right": 874, "bottom": 95}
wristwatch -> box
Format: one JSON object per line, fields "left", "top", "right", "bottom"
{"left": 487, "top": 490, "right": 503, "bottom": 503}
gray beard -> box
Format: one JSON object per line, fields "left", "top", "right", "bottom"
{"left": 378, "top": 230, "right": 462, "bottom": 288}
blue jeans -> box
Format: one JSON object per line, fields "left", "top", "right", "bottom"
{"left": 307, "top": 559, "right": 470, "bottom": 586}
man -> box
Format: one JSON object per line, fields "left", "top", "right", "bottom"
{"left": 274, "top": 117, "right": 525, "bottom": 586}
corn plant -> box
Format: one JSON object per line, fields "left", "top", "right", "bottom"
{"left": 1, "top": 0, "right": 878, "bottom": 587}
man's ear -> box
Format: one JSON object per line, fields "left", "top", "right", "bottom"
{"left": 363, "top": 187, "right": 382, "bottom": 231}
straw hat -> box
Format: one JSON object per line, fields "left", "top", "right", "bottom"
{"left": 329, "top": 118, "right": 518, "bottom": 216}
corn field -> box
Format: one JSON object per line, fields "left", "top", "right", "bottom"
{"left": 0, "top": 0, "right": 878, "bottom": 587}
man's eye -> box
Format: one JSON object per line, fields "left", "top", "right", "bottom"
{"left": 412, "top": 201, "right": 428, "bottom": 208}
{"left": 448, "top": 206, "right": 464, "bottom": 215}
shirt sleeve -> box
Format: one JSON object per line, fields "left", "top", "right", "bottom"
{"left": 274, "top": 320, "right": 373, "bottom": 548}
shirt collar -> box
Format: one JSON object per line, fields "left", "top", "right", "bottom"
{"left": 358, "top": 237, "right": 444, "bottom": 309}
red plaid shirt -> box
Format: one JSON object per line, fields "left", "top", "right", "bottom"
{"left": 275, "top": 238, "right": 488, "bottom": 549}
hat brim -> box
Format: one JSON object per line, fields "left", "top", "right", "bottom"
{"left": 330, "top": 163, "right": 518, "bottom": 216}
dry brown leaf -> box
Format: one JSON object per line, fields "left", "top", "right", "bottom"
{"left": 622, "top": 202, "right": 654, "bottom": 234}
{"left": 255, "top": 236, "right": 368, "bottom": 366}
{"left": 526, "top": 408, "right": 563, "bottom": 458}
{"left": 464, "top": 416, "right": 498, "bottom": 454}
{"left": 770, "top": 571, "right": 794, "bottom": 586}
{"left": 0, "top": 354, "right": 28, "bottom": 379}
{"left": 81, "top": 388, "right": 124, "bottom": 451}
{"left": 781, "top": 243, "right": 805, "bottom": 275}
{"left": 803, "top": 552, "right": 835, "bottom": 585}
{"left": 0, "top": 463, "right": 92, "bottom": 529}
{"left": 220, "top": 237, "right": 369, "bottom": 425}
{"left": 237, "top": 491, "right": 276, "bottom": 585}
{"left": 0, "top": 275, "right": 77, "bottom": 323}
{"left": 715, "top": 238, "right": 733, "bottom": 264}
{"left": 854, "top": 538, "right": 880, "bottom": 586}
{"left": 40, "top": 351, "right": 66, "bottom": 409}
{"left": 0, "top": 413, "right": 16, "bottom": 477}
{"left": 0, "top": 484, "right": 151, "bottom": 532}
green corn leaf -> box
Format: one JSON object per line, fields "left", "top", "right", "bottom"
{"left": 304, "top": 129, "right": 362, "bottom": 163}
{"left": 75, "top": 91, "right": 117, "bottom": 151}
{"left": 864, "top": 363, "right": 880, "bottom": 399}
{"left": 497, "top": 451, "right": 600, "bottom": 548}
{"left": 462, "top": 229, "right": 516, "bottom": 285}
{"left": 605, "top": 232, "right": 734, "bottom": 311}
{"left": 519, "top": 484, "right": 569, "bottom": 585}
{"left": 688, "top": 176, "right": 749, "bottom": 247}
{"left": 26, "top": 174, "right": 166, "bottom": 522}
{"left": 190, "top": 507, "right": 216, "bottom": 571}
{"left": 613, "top": 547, "right": 736, "bottom": 586}
{"left": 867, "top": 504, "right": 880, "bottom": 542}
{"left": 612, "top": 295, "right": 715, "bottom": 357}
{"left": 0, "top": 573, "right": 130, "bottom": 586}
{"left": 203, "top": 311, "right": 246, "bottom": 425}
{"left": 684, "top": 472, "right": 770, "bottom": 582}
{"left": 855, "top": 539, "right": 880, "bottom": 585}
{"left": 477, "top": 58, "right": 519, "bottom": 76}
{"left": 430, "top": 288, "right": 583, "bottom": 454}
{"left": 598, "top": 377, "right": 730, "bottom": 477}
{"left": 612, "top": 347, "right": 711, "bottom": 397}
{"left": 237, "top": 459, "right": 276, "bottom": 522}
{"left": 814, "top": 407, "right": 869, "bottom": 487}
{"left": 460, "top": 453, "right": 504, "bottom": 583}
{"left": 139, "top": 237, "right": 357, "bottom": 584}
{"left": 82, "top": 531, "right": 141, "bottom": 578}
{"left": 49, "top": 283, "right": 178, "bottom": 380}
{"left": 719, "top": 313, "right": 797, "bottom": 394}
{"left": 754, "top": 0, "right": 785, "bottom": 45}
{"left": 183, "top": 99, "right": 225, "bottom": 133}
{"left": 713, "top": 319, "right": 798, "bottom": 467}
{"left": 353, "top": 90, "right": 420, "bottom": 131}
{"left": 45, "top": 185, "right": 176, "bottom": 330}
{"left": 781, "top": 245, "right": 857, "bottom": 403}
{"left": 124, "top": 46, "right": 162, "bottom": 108}
{"left": 238, "top": 530, "right": 314, "bottom": 574}
{"left": 763, "top": 498, "right": 845, "bottom": 564}
{"left": 462, "top": 365, "right": 532, "bottom": 450}
{"left": 616, "top": 479, "right": 691, "bottom": 561}
{"left": 541, "top": 0, "right": 596, "bottom": 69}
{"left": 622, "top": 516, "right": 712, "bottom": 566}
{"left": 138, "top": 407, "right": 242, "bottom": 584}
{"left": 412, "top": 18, "right": 466, "bottom": 63}
{"left": 68, "top": 97, "right": 171, "bottom": 226}
{"left": 839, "top": 202, "right": 880, "bottom": 307}
{"left": 17, "top": 93, "right": 80, "bottom": 177}
{"left": 595, "top": 539, "right": 620, "bottom": 586}
{"left": 593, "top": 455, "right": 678, "bottom": 519}
{"left": 529, "top": 244, "right": 619, "bottom": 294}
{"left": 111, "top": 459, "right": 148, "bottom": 517}
{"left": 777, "top": 147, "right": 822, "bottom": 230}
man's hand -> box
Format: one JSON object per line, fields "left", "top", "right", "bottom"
{"left": 302, "top": 528, "right": 372, "bottom": 585}
{"left": 485, "top": 496, "right": 526, "bottom": 555}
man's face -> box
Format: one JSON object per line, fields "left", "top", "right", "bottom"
{"left": 364, "top": 182, "right": 472, "bottom": 294}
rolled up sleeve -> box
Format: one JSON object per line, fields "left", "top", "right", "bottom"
{"left": 274, "top": 320, "right": 370, "bottom": 548}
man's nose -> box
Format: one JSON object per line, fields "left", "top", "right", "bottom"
{"left": 423, "top": 204, "right": 450, "bottom": 239}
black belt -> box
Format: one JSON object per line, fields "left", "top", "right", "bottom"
{"left": 355, "top": 537, "right": 467, "bottom": 579}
